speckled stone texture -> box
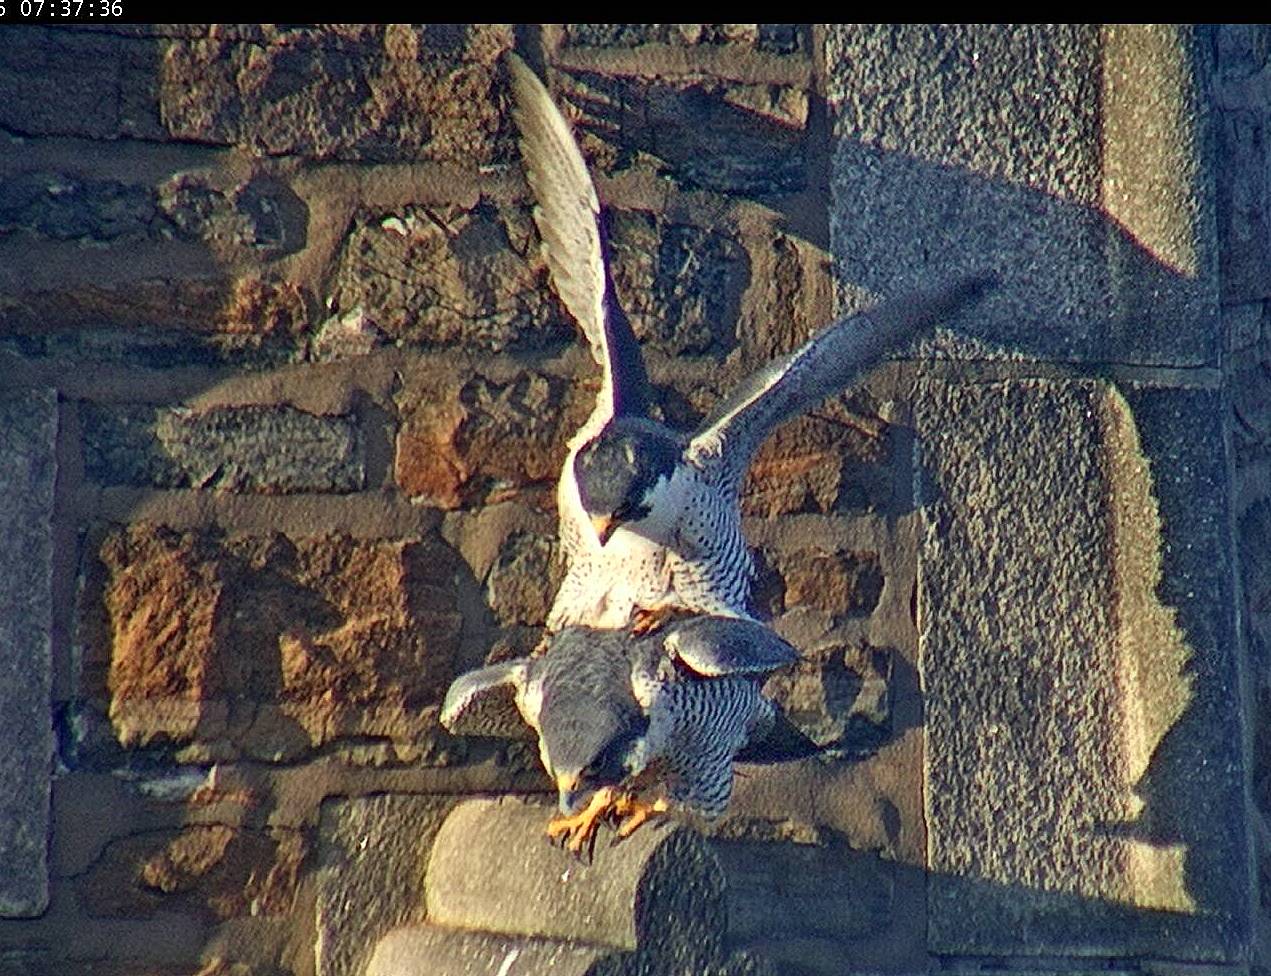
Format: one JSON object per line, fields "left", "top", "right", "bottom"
{"left": 0, "top": 22, "right": 1262, "bottom": 976}
{"left": 915, "top": 378, "right": 1247, "bottom": 958}
{"left": 0, "top": 389, "right": 56, "bottom": 916}
{"left": 368, "top": 796, "right": 775, "bottom": 976}
{"left": 829, "top": 24, "right": 1218, "bottom": 366}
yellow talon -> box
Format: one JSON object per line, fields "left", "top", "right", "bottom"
{"left": 613, "top": 794, "right": 670, "bottom": 839}
{"left": 546, "top": 786, "right": 618, "bottom": 854}
{"left": 631, "top": 606, "right": 674, "bottom": 637}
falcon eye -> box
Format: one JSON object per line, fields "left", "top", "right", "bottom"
{"left": 613, "top": 499, "right": 639, "bottom": 522}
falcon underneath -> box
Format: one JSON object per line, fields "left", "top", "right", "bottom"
{"left": 440, "top": 614, "right": 801, "bottom": 851}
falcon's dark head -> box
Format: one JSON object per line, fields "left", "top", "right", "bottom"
{"left": 573, "top": 418, "right": 682, "bottom": 546}
{"left": 536, "top": 629, "right": 649, "bottom": 814}
{"left": 548, "top": 719, "right": 648, "bottom": 815}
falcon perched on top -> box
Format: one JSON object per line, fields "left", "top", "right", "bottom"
{"left": 440, "top": 612, "right": 802, "bottom": 851}
{"left": 507, "top": 54, "right": 994, "bottom": 632}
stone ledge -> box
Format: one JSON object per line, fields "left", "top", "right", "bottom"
{"left": 360, "top": 796, "right": 775, "bottom": 976}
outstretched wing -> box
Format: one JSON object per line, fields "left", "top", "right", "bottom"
{"left": 661, "top": 615, "right": 798, "bottom": 677}
{"left": 440, "top": 661, "right": 535, "bottom": 740}
{"left": 685, "top": 272, "right": 996, "bottom": 494}
{"left": 507, "top": 52, "right": 649, "bottom": 443}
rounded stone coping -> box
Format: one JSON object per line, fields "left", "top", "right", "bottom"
{"left": 365, "top": 924, "right": 614, "bottom": 976}
{"left": 425, "top": 796, "right": 726, "bottom": 958}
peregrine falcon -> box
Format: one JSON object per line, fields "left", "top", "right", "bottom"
{"left": 507, "top": 53, "right": 995, "bottom": 632}
{"left": 440, "top": 613, "right": 799, "bottom": 852}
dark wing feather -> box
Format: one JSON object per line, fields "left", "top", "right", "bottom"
{"left": 662, "top": 615, "right": 799, "bottom": 677}
{"left": 507, "top": 53, "right": 649, "bottom": 425}
{"left": 686, "top": 272, "right": 996, "bottom": 493}
{"left": 439, "top": 661, "right": 535, "bottom": 740}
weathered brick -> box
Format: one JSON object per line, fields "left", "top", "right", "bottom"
{"left": 84, "top": 525, "right": 463, "bottom": 756}
{"left": 159, "top": 25, "right": 513, "bottom": 162}
{"left": 81, "top": 403, "right": 364, "bottom": 493}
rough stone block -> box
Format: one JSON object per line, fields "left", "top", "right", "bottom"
{"left": 426, "top": 797, "right": 725, "bottom": 963}
{"left": 761, "top": 640, "right": 892, "bottom": 751}
{"left": 0, "top": 167, "right": 301, "bottom": 262}
{"left": 741, "top": 401, "right": 892, "bottom": 519}
{"left": 829, "top": 24, "right": 1219, "bottom": 366}
{"left": 316, "top": 794, "right": 455, "bottom": 976}
{"left": 327, "top": 202, "right": 568, "bottom": 353}
{"left": 159, "top": 25, "right": 513, "bottom": 162}
{"left": 550, "top": 70, "right": 807, "bottom": 196}
{"left": 733, "top": 229, "right": 836, "bottom": 370}
{"left": 760, "top": 545, "right": 883, "bottom": 620}
{"left": 79, "top": 824, "right": 304, "bottom": 921}
{"left": 81, "top": 403, "right": 364, "bottom": 493}
{"left": 81, "top": 525, "right": 463, "bottom": 758}
{"left": 0, "top": 388, "right": 56, "bottom": 917}
{"left": 0, "top": 171, "right": 158, "bottom": 242}
{"left": 915, "top": 377, "right": 1248, "bottom": 958}
{"left": 0, "top": 28, "right": 160, "bottom": 139}
{"left": 328, "top": 201, "right": 749, "bottom": 357}
{"left": 608, "top": 211, "right": 747, "bottom": 356}
{"left": 0, "top": 262, "right": 309, "bottom": 354}
{"left": 561, "top": 24, "right": 803, "bottom": 54}
{"left": 483, "top": 529, "right": 561, "bottom": 627}
{"left": 1214, "top": 25, "right": 1271, "bottom": 303}
{"left": 1215, "top": 107, "right": 1270, "bottom": 304}
{"left": 0, "top": 127, "right": 311, "bottom": 343}
{"left": 394, "top": 363, "right": 592, "bottom": 509}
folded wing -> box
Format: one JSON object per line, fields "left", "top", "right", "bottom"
{"left": 661, "top": 615, "right": 799, "bottom": 677}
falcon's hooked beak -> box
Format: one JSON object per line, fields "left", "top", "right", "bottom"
{"left": 590, "top": 514, "right": 618, "bottom": 546}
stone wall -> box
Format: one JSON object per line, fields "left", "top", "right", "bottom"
{"left": 0, "top": 23, "right": 1264, "bottom": 976}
